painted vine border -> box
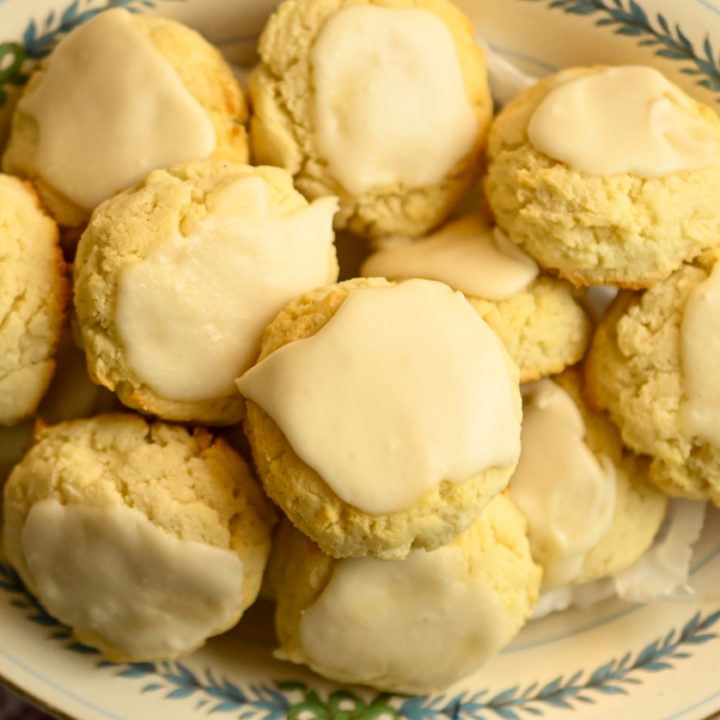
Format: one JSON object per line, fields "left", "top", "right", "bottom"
{"left": 522, "top": 0, "right": 720, "bottom": 97}
{"left": 2, "top": 561, "right": 720, "bottom": 719}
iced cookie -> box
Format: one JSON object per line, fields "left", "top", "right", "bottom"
{"left": 73, "top": 159, "right": 338, "bottom": 425}
{"left": 0, "top": 174, "right": 67, "bottom": 426}
{"left": 249, "top": 0, "right": 492, "bottom": 240}
{"left": 586, "top": 252, "right": 720, "bottom": 505}
{"left": 485, "top": 65, "right": 720, "bottom": 287}
{"left": 2, "top": 414, "right": 275, "bottom": 661}
{"left": 237, "top": 277, "right": 522, "bottom": 559}
{"left": 509, "top": 370, "right": 667, "bottom": 589}
{"left": 2, "top": 8, "right": 249, "bottom": 237}
{"left": 266, "top": 494, "right": 540, "bottom": 693}
{"left": 362, "top": 214, "right": 590, "bottom": 381}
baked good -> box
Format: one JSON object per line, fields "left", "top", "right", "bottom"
{"left": 249, "top": 0, "right": 492, "bottom": 240}
{"left": 485, "top": 65, "right": 720, "bottom": 287}
{"left": 2, "top": 8, "right": 249, "bottom": 238}
{"left": 266, "top": 494, "right": 541, "bottom": 693}
{"left": 238, "top": 277, "right": 522, "bottom": 559}
{"left": 0, "top": 174, "right": 66, "bottom": 425}
{"left": 586, "top": 252, "right": 720, "bottom": 505}
{"left": 361, "top": 214, "right": 590, "bottom": 381}
{"left": 73, "top": 159, "right": 338, "bottom": 425}
{"left": 2, "top": 414, "right": 276, "bottom": 661}
{"left": 509, "top": 369, "right": 667, "bottom": 589}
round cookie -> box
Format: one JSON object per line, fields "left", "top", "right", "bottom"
{"left": 2, "top": 9, "right": 249, "bottom": 238}
{"left": 510, "top": 369, "right": 667, "bottom": 589}
{"left": 73, "top": 159, "right": 339, "bottom": 425}
{"left": 361, "top": 214, "right": 591, "bottom": 382}
{"left": 249, "top": 0, "right": 492, "bottom": 240}
{"left": 238, "top": 277, "right": 522, "bottom": 560}
{"left": 586, "top": 252, "right": 720, "bottom": 505}
{"left": 485, "top": 65, "right": 720, "bottom": 288}
{"left": 0, "top": 174, "right": 66, "bottom": 426}
{"left": 266, "top": 494, "right": 541, "bottom": 694}
{"left": 3, "top": 414, "right": 276, "bottom": 661}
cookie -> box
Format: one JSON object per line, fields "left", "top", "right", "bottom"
{"left": 2, "top": 8, "right": 249, "bottom": 238}
{"left": 249, "top": 0, "right": 492, "bottom": 240}
{"left": 2, "top": 414, "right": 276, "bottom": 661}
{"left": 266, "top": 494, "right": 540, "bottom": 693}
{"left": 485, "top": 65, "right": 720, "bottom": 287}
{"left": 586, "top": 252, "right": 720, "bottom": 505}
{"left": 73, "top": 159, "right": 338, "bottom": 425}
{"left": 509, "top": 369, "right": 667, "bottom": 589}
{"left": 362, "top": 214, "right": 590, "bottom": 381}
{"left": 0, "top": 174, "right": 66, "bottom": 426}
{"left": 238, "top": 277, "right": 522, "bottom": 559}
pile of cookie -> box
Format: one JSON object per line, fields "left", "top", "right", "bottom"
{"left": 1, "top": 0, "right": 718, "bottom": 694}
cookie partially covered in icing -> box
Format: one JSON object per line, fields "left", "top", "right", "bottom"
{"left": 249, "top": 0, "right": 492, "bottom": 240}
{"left": 586, "top": 251, "right": 720, "bottom": 505}
{"left": 266, "top": 494, "right": 540, "bottom": 694}
{"left": 485, "top": 65, "right": 720, "bottom": 287}
{"left": 2, "top": 414, "right": 276, "bottom": 661}
{"left": 237, "top": 277, "right": 522, "bottom": 560}
{"left": 73, "top": 159, "right": 338, "bottom": 425}
{"left": 2, "top": 8, "right": 249, "bottom": 238}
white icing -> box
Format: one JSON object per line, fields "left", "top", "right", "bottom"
{"left": 115, "top": 177, "right": 338, "bottom": 402}
{"left": 20, "top": 9, "right": 216, "bottom": 210}
{"left": 299, "top": 545, "right": 509, "bottom": 692}
{"left": 237, "top": 279, "right": 520, "bottom": 515}
{"left": 361, "top": 215, "right": 538, "bottom": 300}
{"left": 680, "top": 262, "right": 720, "bottom": 448}
{"left": 310, "top": 6, "right": 479, "bottom": 195}
{"left": 528, "top": 66, "right": 716, "bottom": 177}
{"left": 509, "top": 380, "right": 616, "bottom": 589}
{"left": 21, "top": 499, "right": 245, "bottom": 659}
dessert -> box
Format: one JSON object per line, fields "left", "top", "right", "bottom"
{"left": 73, "top": 159, "right": 338, "bottom": 425}
{"left": 485, "top": 65, "right": 720, "bottom": 287}
{"left": 586, "top": 251, "right": 720, "bottom": 506}
{"left": 2, "top": 8, "right": 249, "bottom": 238}
{"left": 237, "top": 277, "right": 521, "bottom": 559}
{"left": 0, "top": 174, "right": 66, "bottom": 426}
{"left": 2, "top": 414, "right": 276, "bottom": 661}
{"left": 361, "top": 213, "right": 591, "bottom": 381}
{"left": 249, "top": 0, "right": 492, "bottom": 239}
{"left": 266, "top": 494, "right": 540, "bottom": 693}
{"left": 510, "top": 369, "right": 667, "bottom": 589}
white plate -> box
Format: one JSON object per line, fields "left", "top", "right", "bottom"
{"left": 1, "top": 1, "right": 720, "bottom": 719}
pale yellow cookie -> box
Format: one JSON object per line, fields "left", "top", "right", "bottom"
{"left": 485, "top": 66, "right": 720, "bottom": 288}
{"left": 3, "top": 414, "right": 276, "bottom": 661}
{"left": 586, "top": 252, "right": 720, "bottom": 505}
{"left": 2, "top": 10, "right": 249, "bottom": 238}
{"left": 554, "top": 369, "right": 667, "bottom": 584}
{"left": 240, "top": 277, "right": 522, "bottom": 560}
{"left": 0, "top": 174, "right": 66, "bottom": 426}
{"left": 249, "top": 0, "right": 492, "bottom": 240}
{"left": 266, "top": 494, "right": 541, "bottom": 694}
{"left": 73, "top": 159, "right": 338, "bottom": 425}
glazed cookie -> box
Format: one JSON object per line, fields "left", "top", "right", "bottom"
{"left": 266, "top": 494, "right": 541, "bottom": 693}
{"left": 2, "top": 8, "right": 249, "bottom": 236}
{"left": 2, "top": 414, "right": 276, "bottom": 661}
{"left": 362, "top": 214, "right": 591, "bottom": 381}
{"left": 586, "top": 252, "right": 720, "bottom": 505}
{"left": 509, "top": 369, "right": 667, "bottom": 589}
{"left": 73, "top": 159, "right": 338, "bottom": 425}
{"left": 485, "top": 65, "right": 720, "bottom": 287}
{"left": 0, "top": 174, "right": 66, "bottom": 426}
{"left": 249, "top": 0, "right": 492, "bottom": 240}
{"left": 237, "top": 277, "right": 522, "bottom": 559}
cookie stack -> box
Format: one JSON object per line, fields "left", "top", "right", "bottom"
{"left": 0, "top": 0, "right": 718, "bottom": 698}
